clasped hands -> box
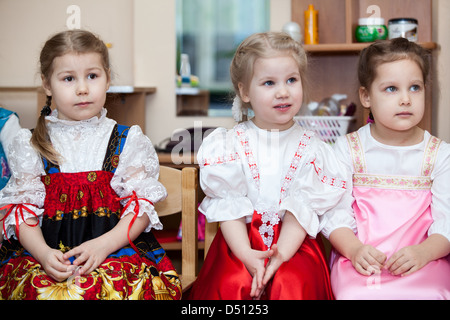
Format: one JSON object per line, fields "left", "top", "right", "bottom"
{"left": 351, "top": 244, "right": 428, "bottom": 277}
{"left": 241, "top": 243, "right": 286, "bottom": 300}
{"left": 37, "top": 238, "right": 109, "bottom": 282}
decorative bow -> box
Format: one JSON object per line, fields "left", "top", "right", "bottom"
{"left": 0, "top": 203, "right": 39, "bottom": 243}
{"left": 117, "top": 191, "right": 154, "bottom": 255}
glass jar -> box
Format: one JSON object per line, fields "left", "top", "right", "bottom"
{"left": 355, "top": 18, "right": 388, "bottom": 42}
{"left": 388, "top": 18, "right": 418, "bottom": 42}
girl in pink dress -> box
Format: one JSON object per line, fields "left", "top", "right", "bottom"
{"left": 323, "top": 38, "right": 450, "bottom": 299}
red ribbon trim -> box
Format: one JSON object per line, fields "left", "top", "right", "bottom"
{"left": 0, "top": 203, "right": 39, "bottom": 243}
{"left": 116, "top": 191, "right": 154, "bottom": 255}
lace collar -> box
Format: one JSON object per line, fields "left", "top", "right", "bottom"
{"left": 45, "top": 108, "right": 108, "bottom": 127}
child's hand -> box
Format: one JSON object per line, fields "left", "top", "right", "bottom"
{"left": 351, "top": 244, "right": 386, "bottom": 276}
{"left": 63, "top": 238, "right": 109, "bottom": 276}
{"left": 239, "top": 247, "right": 273, "bottom": 299}
{"left": 249, "top": 244, "right": 286, "bottom": 300}
{"left": 39, "top": 248, "right": 74, "bottom": 282}
{"left": 385, "top": 245, "right": 427, "bottom": 276}
{"left": 261, "top": 244, "right": 285, "bottom": 286}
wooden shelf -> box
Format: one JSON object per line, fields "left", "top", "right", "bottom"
{"left": 292, "top": 0, "right": 435, "bottom": 133}
{"left": 176, "top": 89, "right": 209, "bottom": 116}
{"left": 105, "top": 87, "right": 157, "bottom": 130}
{"left": 161, "top": 240, "right": 205, "bottom": 251}
{"left": 304, "top": 42, "right": 438, "bottom": 53}
{"left": 107, "top": 86, "right": 156, "bottom": 94}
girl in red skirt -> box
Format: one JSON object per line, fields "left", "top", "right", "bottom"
{"left": 0, "top": 30, "right": 181, "bottom": 300}
{"left": 189, "top": 32, "right": 352, "bottom": 300}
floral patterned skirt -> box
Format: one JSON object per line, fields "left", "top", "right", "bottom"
{"left": 0, "top": 241, "right": 181, "bottom": 300}
{"left": 0, "top": 170, "right": 181, "bottom": 300}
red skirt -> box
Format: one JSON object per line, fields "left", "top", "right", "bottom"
{"left": 189, "top": 211, "right": 334, "bottom": 300}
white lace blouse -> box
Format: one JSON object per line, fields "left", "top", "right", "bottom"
{"left": 197, "top": 120, "right": 352, "bottom": 238}
{"left": 322, "top": 124, "right": 450, "bottom": 242}
{"left": 0, "top": 109, "right": 166, "bottom": 240}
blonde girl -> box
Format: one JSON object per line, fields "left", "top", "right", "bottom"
{"left": 189, "top": 32, "right": 350, "bottom": 300}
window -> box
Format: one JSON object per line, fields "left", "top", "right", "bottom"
{"left": 176, "top": 0, "right": 270, "bottom": 116}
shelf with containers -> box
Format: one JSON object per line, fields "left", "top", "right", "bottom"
{"left": 291, "top": 0, "right": 436, "bottom": 134}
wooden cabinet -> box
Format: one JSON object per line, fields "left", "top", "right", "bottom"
{"left": 176, "top": 88, "right": 210, "bottom": 116}
{"left": 104, "top": 87, "right": 156, "bottom": 131}
{"left": 291, "top": 0, "right": 436, "bottom": 131}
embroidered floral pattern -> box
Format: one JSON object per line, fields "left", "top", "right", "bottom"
{"left": 235, "top": 124, "right": 261, "bottom": 190}
{"left": 200, "top": 152, "right": 241, "bottom": 167}
{"left": 254, "top": 204, "right": 281, "bottom": 248}
{"left": 87, "top": 172, "right": 97, "bottom": 182}
{"left": 310, "top": 159, "right": 347, "bottom": 189}
{"left": 421, "top": 136, "right": 441, "bottom": 177}
{"left": 353, "top": 174, "right": 432, "bottom": 190}
{"left": 44, "top": 176, "right": 51, "bottom": 186}
{"left": 235, "top": 124, "right": 314, "bottom": 248}
{"left": 346, "top": 132, "right": 366, "bottom": 174}
{"left": 280, "top": 131, "right": 315, "bottom": 199}
{"left": 348, "top": 132, "right": 441, "bottom": 190}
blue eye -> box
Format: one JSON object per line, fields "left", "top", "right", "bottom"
{"left": 410, "top": 85, "right": 421, "bottom": 92}
{"left": 287, "top": 77, "right": 297, "bottom": 84}
{"left": 385, "top": 86, "right": 397, "bottom": 93}
{"left": 264, "top": 80, "right": 274, "bottom": 86}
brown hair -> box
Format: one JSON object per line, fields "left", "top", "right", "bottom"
{"left": 31, "top": 30, "right": 110, "bottom": 164}
{"left": 230, "top": 32, "right": 310, "bottom": 114}
{"left": 358, "top": 37, "right": 431, "bottom": 91}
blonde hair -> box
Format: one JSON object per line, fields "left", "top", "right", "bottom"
{"left": 230, "top": 32, "right": 309, "bottom": 120}
{"left": 31, "top": 30, "right": 110, "bottom": 164}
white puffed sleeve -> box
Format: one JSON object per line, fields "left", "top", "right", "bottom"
{"left": 279, "top": 135, "right": 352, "bottom": 238}
{"left": 197, "top": 128, "right": 254, "bottom": 222}
{"left": 0, "top": 113, "right": 21, "bottom": 160}
{"left": 429, "top": 141, "right": 450, "bottom": 242}
{"left": 110, "top": 125, "right": 166, "bottom": 232}
{"left": 0, "top": 129, "right": 45, "bottom": 239}
{"left": 320, "top": 135, "right": 357, "bottom": 238}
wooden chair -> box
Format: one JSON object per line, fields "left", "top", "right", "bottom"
{"left": 154, "top": 165, "right": 219, "bottom": 292}
{"left": 203, "top": 220, "right": 218, "bottom": 259}
{"left": 154, "top": 166, "right": 199, "bottom": 291}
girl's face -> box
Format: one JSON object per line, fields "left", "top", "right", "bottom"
{"left": 239, "top": 54, "right": 303, "bottom": 131}
{"left": 360, "top": 59, "right": 425, "bottom": 142}
{"left": 42, "top": 52, "right": 110, "bottom": 121}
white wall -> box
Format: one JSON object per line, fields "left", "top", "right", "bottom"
{"left": 432, "top": 0, "right": 450, "bottom": 141}
{"left": 0, "top": 0, "right": 133, "bottom": 86}
{"left": 0, "top": 0, "right": 133, "bottom": 129}
{"left": 270, "top": 0, "right": 291, "bottom": 31}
